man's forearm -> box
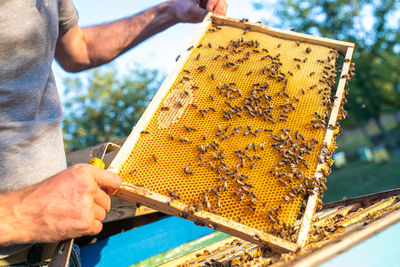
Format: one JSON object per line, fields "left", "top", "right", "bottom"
{"left": 56, "top": 2, "right": 179, "bottom": 72}
{"left": 83, "top": 2, "right": 178, "bottom": 66}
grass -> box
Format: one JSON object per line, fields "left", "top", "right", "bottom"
{"left": 323, "top": 157, "right": 400, "bottom": 203}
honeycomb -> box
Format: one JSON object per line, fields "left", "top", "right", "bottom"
{"left": 116, "top": 21, "right": 341, "bottom": 235}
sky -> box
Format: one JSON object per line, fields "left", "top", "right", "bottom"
{"left": 53, "top": 0, "right": 274, "bottom": 94}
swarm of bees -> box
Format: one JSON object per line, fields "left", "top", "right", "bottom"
{"left": 121, "top": 18, "right": 354, "bottom": 240}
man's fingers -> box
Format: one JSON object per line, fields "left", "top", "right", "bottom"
{"left": 90, "top": 167, "right": 121, "bottom": 195}
{"left": 206, "top": 0, "right": 227, "bottom": 16}
{"left": 214, "top": 1, "right": 227, "bottom": 16}
{"left": 94, "top": 188, "right": 111, "bottom": 211}
{"left": 89, "top": 220, "right": 103, "bottom": 235}
{"left": 206, "top": 0, "right": 218, "bottom": 12}
{"left": 93, "top": 204, "right": 107, "bottom": 222}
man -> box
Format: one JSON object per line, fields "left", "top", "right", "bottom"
{"left": 0, "top": 0, "right": 227, "bottom": 265}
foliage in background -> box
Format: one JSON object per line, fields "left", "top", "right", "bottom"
{"left": 62, "top": 67, "right": 162, "bottom": 152}
{"left": 253, "top": 0, "right": 400, "bottom": 152}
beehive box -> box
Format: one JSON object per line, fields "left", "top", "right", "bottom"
{"left": 109, "top": 14, "right": 354, "bottom": 252}
{"left": 160, "top": 192, "right": 400, "bottom": 266}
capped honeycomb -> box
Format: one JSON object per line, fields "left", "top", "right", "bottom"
{"left": 114, "top": 18, "right": 345, "bottom": 238}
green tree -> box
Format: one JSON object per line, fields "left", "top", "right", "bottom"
{"left": 254, "top": 0, "right": 400, "bottom": 153}
{"left": 62, "top": 67, "right": 163, "bottom": 152}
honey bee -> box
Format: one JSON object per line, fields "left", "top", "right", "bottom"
{"left": 283, "top": 196, "right": 292, "bottom": 202}
{"left": 250, "top": 198, "right": 257, "bottom": 204}
{"left": 233, "top": 188, "right": 241, "bottom": 196}
{"left": 278, "top": 179, "right": 288, "bottom": 186}
{"left": 184, "top": 164, "right": 194, "bottom": 175}
{"left": 268, "top": 214, "right": 275, "bottom": 223}
{"left": 223, "top": 181, "right": 228, "bottom": 191}
{"left": 212, "top": 189, "right": 219, "bottom": 197}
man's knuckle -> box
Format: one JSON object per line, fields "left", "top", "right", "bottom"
{"left": 77, "top": 217, "right": 93, "bottom": 232}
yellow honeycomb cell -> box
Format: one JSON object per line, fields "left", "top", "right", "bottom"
{"left": 117, "top": 23, "right": 339, "bottom": 234}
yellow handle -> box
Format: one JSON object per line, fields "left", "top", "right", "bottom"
{"left": 88, "top": 157, "right": 105, "bottom": 169}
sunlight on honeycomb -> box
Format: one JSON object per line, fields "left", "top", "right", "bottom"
{"left": 117, "top": 22, "right": 339, "bottom": 234}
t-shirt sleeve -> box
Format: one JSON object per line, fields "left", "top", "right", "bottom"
{"left": 58, "top": 0, "right": 79, "bottom": 32}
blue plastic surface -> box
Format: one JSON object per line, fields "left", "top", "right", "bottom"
{"left": 80, "top": 216, "right": 214, "bottom": 267}
{"left": 320, "top": 222, "right": 400, "bottom": 267}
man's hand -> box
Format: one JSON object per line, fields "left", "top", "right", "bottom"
{"left": 0, "top": 164, "right": 121, "bottom": 245}
{"left": 169, "top": 0, "right": 228, "bottom": 23}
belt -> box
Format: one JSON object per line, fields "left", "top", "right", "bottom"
{"left": 0, "top": 243, "right": 58, "bottom": 267}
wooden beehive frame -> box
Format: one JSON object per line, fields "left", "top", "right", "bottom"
{"left": 109, "top": 13, "right": 354, "bottom": 252}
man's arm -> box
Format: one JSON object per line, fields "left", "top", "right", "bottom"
{"left": 55, "top": 0, "right": 228, "bottom": 72}
{"left": 0, "top": 164, "right": 121, "bottom": 245}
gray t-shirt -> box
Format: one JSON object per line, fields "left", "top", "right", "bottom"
{"left": 0, "top": 0, "right": 78, "bottom": 258}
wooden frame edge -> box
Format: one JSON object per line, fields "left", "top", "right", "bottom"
{"left": 296, "top": 46, "right": 354, "bottom": 247}
{"left": 297, "top": 194, "right": 318, "bottom": 247}
{"left": 116, "top": 184, "right": 298, "bottom": 252}
{"left": 323, "top": 188, "right": 400, "bottom": 210}
{"left": 211, "top": 15, "right": 354, "bottom": 54}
